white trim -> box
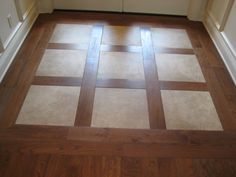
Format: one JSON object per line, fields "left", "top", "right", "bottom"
{"left": 22, "top": 0, "right": 37, "bottom": 20}
{"left": 0, "top": 40, "right": 4, "bottom": 53}
{"left": 204, "top": 13, "right": 236, "bottom": 85}
{"left": 14, "top": 0, "right": 24, "bottom": 21}
{"left": 207, "top": 0, "right": 234, "bottom": 31}
{"left": 2, "top": 22, "right": 22, "bottom": 49}
{"left": 0, "top": 3, "right": 39, "bottom": 82}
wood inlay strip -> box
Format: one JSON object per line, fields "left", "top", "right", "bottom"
{"left": 100, "top": 44, "right": 142, "bottom": 53}
{"left": 141, "top": 27, "right": 166, "bottom": 129}
{"left": 154, "top": 47, "right": 194, "bottom": 55}
{"left": 47, "top": 43, "right": 88, "bottom": 50}
{"left": 33, "top": 76, "right": 82, "bottom": 86}
{"left": 159, "top": 81, "right": 208, "bottom": 91}
{"left": 74, "top": 25, "right": 103, "bottom": 127}
{"left": 96, "top": 79, "right": 146, "bottom": 89}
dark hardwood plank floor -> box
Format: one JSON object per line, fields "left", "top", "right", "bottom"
{"left": 0, "top": 11, "right": 236, "bottom": 176}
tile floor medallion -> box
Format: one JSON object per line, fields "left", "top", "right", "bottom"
{"left": 155, "top": 54, "right": 205, "bottom": 82}
{"left": 50, "top": 24, "right": 93, "bottom": 45}
{"left": 36, "top": 49, "right": 87, "bottom": 77}
{"left": 98, "top": 51, "right": 145, "bottom": 80}
{"left": 151, "top": 28, "right": 193, "bottom": 49}
{"left": 92, "top": 88, "right": 150, "bottom": 129}
{"left": 102, "top": 26, "right": 141, "bottom": 46}
{"left": 161, "top": 90, "right": 223, "bottom": 130}
{"left": 16, "top": 85, "right": 81, "bottom": 126}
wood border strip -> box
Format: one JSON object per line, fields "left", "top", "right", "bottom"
{"left": 187, "top": 29, "right": 236, "bottom": 130}
{"left": 74, "top": 25, "right": 103, "bottom": 127}
{"left": 0, "top": 22, "right": 55, "bottom": 128}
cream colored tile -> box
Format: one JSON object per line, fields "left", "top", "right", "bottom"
{"left": 92, "top": 88, "right": 150, "bottom": 129}
{"left": 16, "top": 86, "right": 80, "bottom": 126}
{"left": 151, "top": 28, "right": 192, "bottom": 49}
{"left": 50, "top": 24, "right": 92, "bottom": 44}
{"left": 155, "top": 54, "right": 205, "bottom": 82}
{"left": 161, "top": 90, "right": 223, "bottom": 131}
{"left": 102, "top": 26, "right": 141, "bottom": 46}
{"left": 98, "top": 52, "right": 145, "bottom": 80}
{"left": 36, "top": 49, "right": 87, "bottom": 77}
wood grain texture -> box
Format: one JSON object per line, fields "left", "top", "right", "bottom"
{"left": 0, "top": 11, "right": 236, "bottom": 176}
{"left": 33, "top": 76, "right": 82, "bottom": 86}
{"left": 141, "top": 27, "right": 166, "bottom": 129}
{"left": 74, "top": 25, "right": 103, "bottom": 127}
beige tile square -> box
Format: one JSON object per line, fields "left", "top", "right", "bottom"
{"left": 98, "top": 52, "right": 145, "bottom": 80}
{"left": 102, "top": 26, "right": 141, "bottom": 46}
{"left": 155, "top": 54, "right": 205, "bottom": 82}
{"left": 16, "top": 86, "right": 81, "bottom": 126}
{"left": 151, "top": 28, "right": 192, "bottom": 49}
{"left": 92, "top": 88, "right": 150, "bottom": 129}
{"left": 50, "top": 24, "right": 92, "bottom": 44}
{"left": 161, "top": 90, "right": 223, "bottom": 131}
{"left": 36, "top": 49, "right": 87, "bottom": 77}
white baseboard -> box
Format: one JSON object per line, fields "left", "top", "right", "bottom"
{"left": 203, "top": 13, "right": 236, "bottom": 85}
{"left": 0, "top": 2, "right": 39, "bottom": 82}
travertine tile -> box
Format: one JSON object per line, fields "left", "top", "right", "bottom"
{"left": 50, "top": 24, "right": 92, "bottom": 44}
{"left": 102, "top": 26, "right": 141, "bottom": 46}
{"left": 151, "top": 28, "right": 192, "bottom": 49}
{"left": 155, "top": 54, "right": 205, "bottom": 82}
{"left": 98, "top": 51, "right": 145, "bottom": 80}
{"left": 16, "top": 86, "right": 80, "bottom": 126}
{"left": 161, "top": 90, "right": 223, "bottom": 131}
{"left": 36, "top": 49, "right": 87, "bottom": 77}
{"left": 92, "top": 88, "right": 150, "bottom": 129}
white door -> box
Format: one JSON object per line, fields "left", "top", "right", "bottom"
{"left": 54, "top": 0, "right": 122, "bottom": 12}
{"left": 54, "top": 0, "right": 190, "bottom": 16}
{"left": 123, "top": 0, "right": 190, "bottom": 15}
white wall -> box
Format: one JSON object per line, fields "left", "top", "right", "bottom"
{"left": 0, "top": 0, "right": 21, "bottom": 48}
{"left": 224, "top": 1, "right": 236, "bottom": 57}
{"left": 204, "top": 0, "right": 236, "bottom": 84}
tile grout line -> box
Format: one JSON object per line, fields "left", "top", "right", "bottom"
{"left": 74, "top": 25, "right": 104, "bottom": 127}
{"left": 140, "top": 27, "right": 166, "bottom": 129}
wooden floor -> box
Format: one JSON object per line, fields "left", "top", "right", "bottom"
{"left": 0, "top": 11, "right": 236, "bottom": 176}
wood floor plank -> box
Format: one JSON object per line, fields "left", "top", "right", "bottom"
{"left": 96, "top": 79, "right": 146, "bottom": 89}
{"left": 141, "top": 27, "right": 166, "bottom": 129}
{"left": 74, "top": 25, "right": 103, "bottom": 127}
{"left": 154, "top": 47, "right": 194, "bottom": 55}
{"left": 193, "top": 159, "right": 236, "bottom": 177}
{"left": 100, "top": 44, "right": 142, "bottom": 53}
{"left": 33, "top": 76, "right": 82, "bottom": 86}
{"left": 158, "top": 159, "right": 177, "bottom": 177}
{"left": 159, "top": 81, "right": 208, "bottom": 91}
{"left": 47, "top": 43, "right": 88, "bottom": 50}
